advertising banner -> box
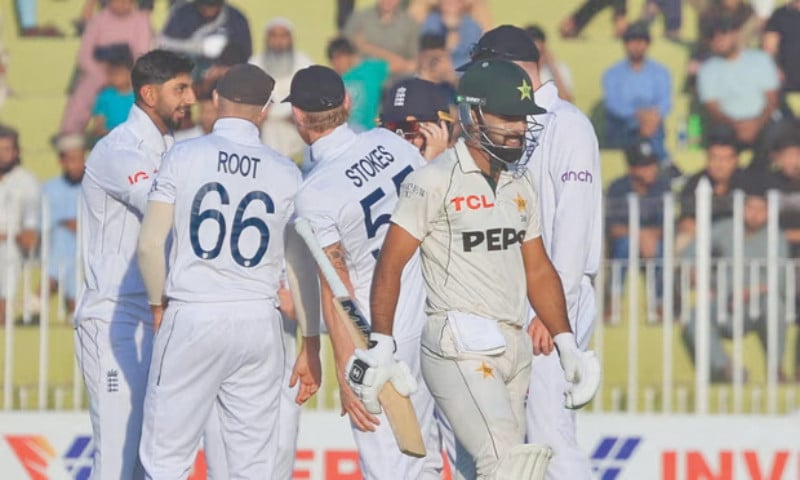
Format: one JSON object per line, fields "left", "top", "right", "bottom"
{"left": 1, "top": 412, "right": 798, "bottom": 479}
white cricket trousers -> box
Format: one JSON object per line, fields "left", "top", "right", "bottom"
{"left": 74, "top": 309, "right": 154, "bottom": 480}
{"left": 526, "top": 279, "right": 596, "bottom": 480}
{"left": 421, "top": 318, "right": 532, "bottom": 479}
{"left": 353, "top": 335, "right": 443, "bottom": 480}
{"left": 140, "top": 301, "right": 284, "bottom": 480}
{"left": 201, "top": 314, "right": 300, "bottom": 480}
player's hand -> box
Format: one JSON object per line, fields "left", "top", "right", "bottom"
{"left": 339, "top": 380, "right": 380, "bottom": 432}
{"left": 151, "top": 304, "right": 164, "bottom": 333}
{"left": 345, "top": 333, "right": 417, "bottom": 415}
{"left": 290, "top": 336, "right": 321, "bottom": 405}
{"left": 419, "top": 121, "right": 450, "bottom": 161}
{"left": 554, "top": 333, "right": 601, "bottom": 409}
{"left": 527, "top": 316, "right": 554, "bottom": 356}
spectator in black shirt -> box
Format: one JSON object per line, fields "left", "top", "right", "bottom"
{"left": 763, "top": 0, "right": 800, "bottom": 96}
{"left": 677, "top": 126, "right": 748, "bottom": 252}
{"left": 159, "top": 0, "right": 251, "bottom": 77}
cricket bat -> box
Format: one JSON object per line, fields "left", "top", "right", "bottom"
{"left": 294, "top": 217, "right": 426, "bottom": 458}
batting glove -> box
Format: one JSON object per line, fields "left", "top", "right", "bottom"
{"left": 554, "top": 333, "right": 601, "bottom": 409}
{"left": 345, "top": 333, "right": 417, "bottom": 415}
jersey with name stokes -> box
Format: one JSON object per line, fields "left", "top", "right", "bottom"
{"left": 150, "top": 118, "right": 302, "bottom": 303}
{"left": 295, "top": 124, "right": 426, "bottom": 341}
{"left": 391, "top": 139, "right": 541, "bottom": 327}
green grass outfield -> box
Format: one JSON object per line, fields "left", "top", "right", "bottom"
{"left": 0, "top": 0, "right": 797, "bottom": 412}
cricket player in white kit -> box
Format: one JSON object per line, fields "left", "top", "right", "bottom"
{"left": 286, "top": 65, "right": 443, "bottom": 479}
{"left": 353, "top": 59, "right": 600, "bottom": 479}
{"left": 136, "top": 64, "right": 318, "bottom": 479}
{"left": 74, "top": 50, "right": 195, "bottom": 480}
{"left": 459, "top": 26, "right": 603, "bottom": 480}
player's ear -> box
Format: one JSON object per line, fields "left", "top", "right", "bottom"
{"left": 212, "top": 90, "right": 220, "bottom": 109}
{"left": 343, "top": 92, "right": 352, "bottom": 114}
{"left": 139, "top": 84, "right": 158, "bottom": 109}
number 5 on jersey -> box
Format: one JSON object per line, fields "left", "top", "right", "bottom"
{"left": 190, "top": 181, "right": 274, "bottom": 267}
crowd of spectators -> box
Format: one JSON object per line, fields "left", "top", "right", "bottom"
{"left": 1, "top": 0, "right": 800, "bottom": 381}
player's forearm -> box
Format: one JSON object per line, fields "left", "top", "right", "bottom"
{"left": 319, "top": 284, "right": 357, "bottom": 374}
{"left": 369, "top": 260, "right": 402, "bottom": 336}
{"left": 526, "top": 262, "right": 571, "bottom": 336}
{"left": 137, "top": 202, "right": 173, "bottom": 305}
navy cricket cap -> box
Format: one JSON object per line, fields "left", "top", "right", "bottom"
{"left": 216, "top": 64, "right": 275, "bottom": 106}
{"left": 380, "top": 78, "right": 453, "bottom": 124}
{"left": 456, "top": 25, "right": 540, "bottom": 72}
{"left": 282, "top": 65, "right": 346, "bottom": 112}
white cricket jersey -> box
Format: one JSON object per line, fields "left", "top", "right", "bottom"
{"left": 295, "top": 124, "right": 427, "bottom": 342}
{"left": 525, "top": 82, "right": 602, "bottom": 332}
{"left": 76, "top": 106, "right": 172, "bottom": 320}
{"left": 150, "top": 118, "right": 302, "bottom": 304}
{"left": 391, "top": 139, "right": 542, "bottom": 328}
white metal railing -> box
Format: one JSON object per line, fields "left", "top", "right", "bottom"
{"left": 1, "top": 186, "right": 799, "bottom": 414}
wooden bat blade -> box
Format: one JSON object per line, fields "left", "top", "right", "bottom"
{"left": 333, "top": 299, "right": 426, "bottom": 458}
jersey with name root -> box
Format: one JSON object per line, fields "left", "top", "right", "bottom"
{"left": 149, "top": 118, "right": 302, "bottom": 304}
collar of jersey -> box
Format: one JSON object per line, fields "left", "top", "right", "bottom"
{"left": 454, "top": 138, "right": 482, "bottom": 174}
{"left": 212, "top": 117, "right": 262, "bottom": 146}
{"left": 310, "top": 124, "right": 357, "bottom": 164}
{"left": 128, "top": 105, "right": 171, "bottom": 154}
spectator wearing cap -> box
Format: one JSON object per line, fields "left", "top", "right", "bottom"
{"left": 681, "top": 178, "right": 790, "bottom": 383}
{"left": 523, "top": 25, "right": 574, "bottom": 102}
{"left": 379, "top": 77, "right": 454, "bottom": 160}
{"left": 159, "top": 0, "right": 251, "bottom": 77}
{"left": 59, "top": 0, "right": 152, "bottom": 135}
{"left": 89, "top": 45, "right": 135, "bottom": 141}
{"left": 251, "top": 17, "right": 313, "bottom": 160}
{"left": 327, "top": 37, "right": 389, "bottom": 133}
{"left": 419, "top": 0, "right": 482, "bottom": 69}
{"left": 416, "top": 34, "right": 458, "bottom": 105}
{"left": 763, "top": 0, "right": 800, "bottom": 102}
{"left": 698, "top": 17, "right": 782, "bottom": 153}
{"left": 676, "top": 126, "right": 748, "bottom": 251}
{"left": 0, "top": 125, "right": 39, "bottom": 325}
{"left": 601, "top": 22, "right": 672, "bottom": 164}
{"left": 343, "top": 0, "right": 419, "bottom": 81}
{"left": 458, "top": 25, "right": 602, "bottom": 480}
{"left": 606, "top": 140, "right": 671, "bottom": 281}
{"left": 42, "top": 134, "right": 86, "bottom": 314}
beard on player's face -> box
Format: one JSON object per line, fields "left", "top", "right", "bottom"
{"left": 154, "top": 96, "right": 192, "bottom": 130}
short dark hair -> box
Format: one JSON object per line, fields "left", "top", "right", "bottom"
{"left": 131, "top": 49, "right": 194, "bottom": 103}
{"left": 0, "top": 124, "right": 20, "bottom": 150}
{"left": 420, "top": 33, "right": 446, "bottom": 52}
{"left": 769, "top": 120, "right": 800, "bottom": 153}
{"left": 326, "top": 37, "right": 355, "bottom": 61}
{"left": 706, "top": 124, "right": 739, "bottom": 151}
{"left": 106, "top": 46, "right": 134, "bottom": 70}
